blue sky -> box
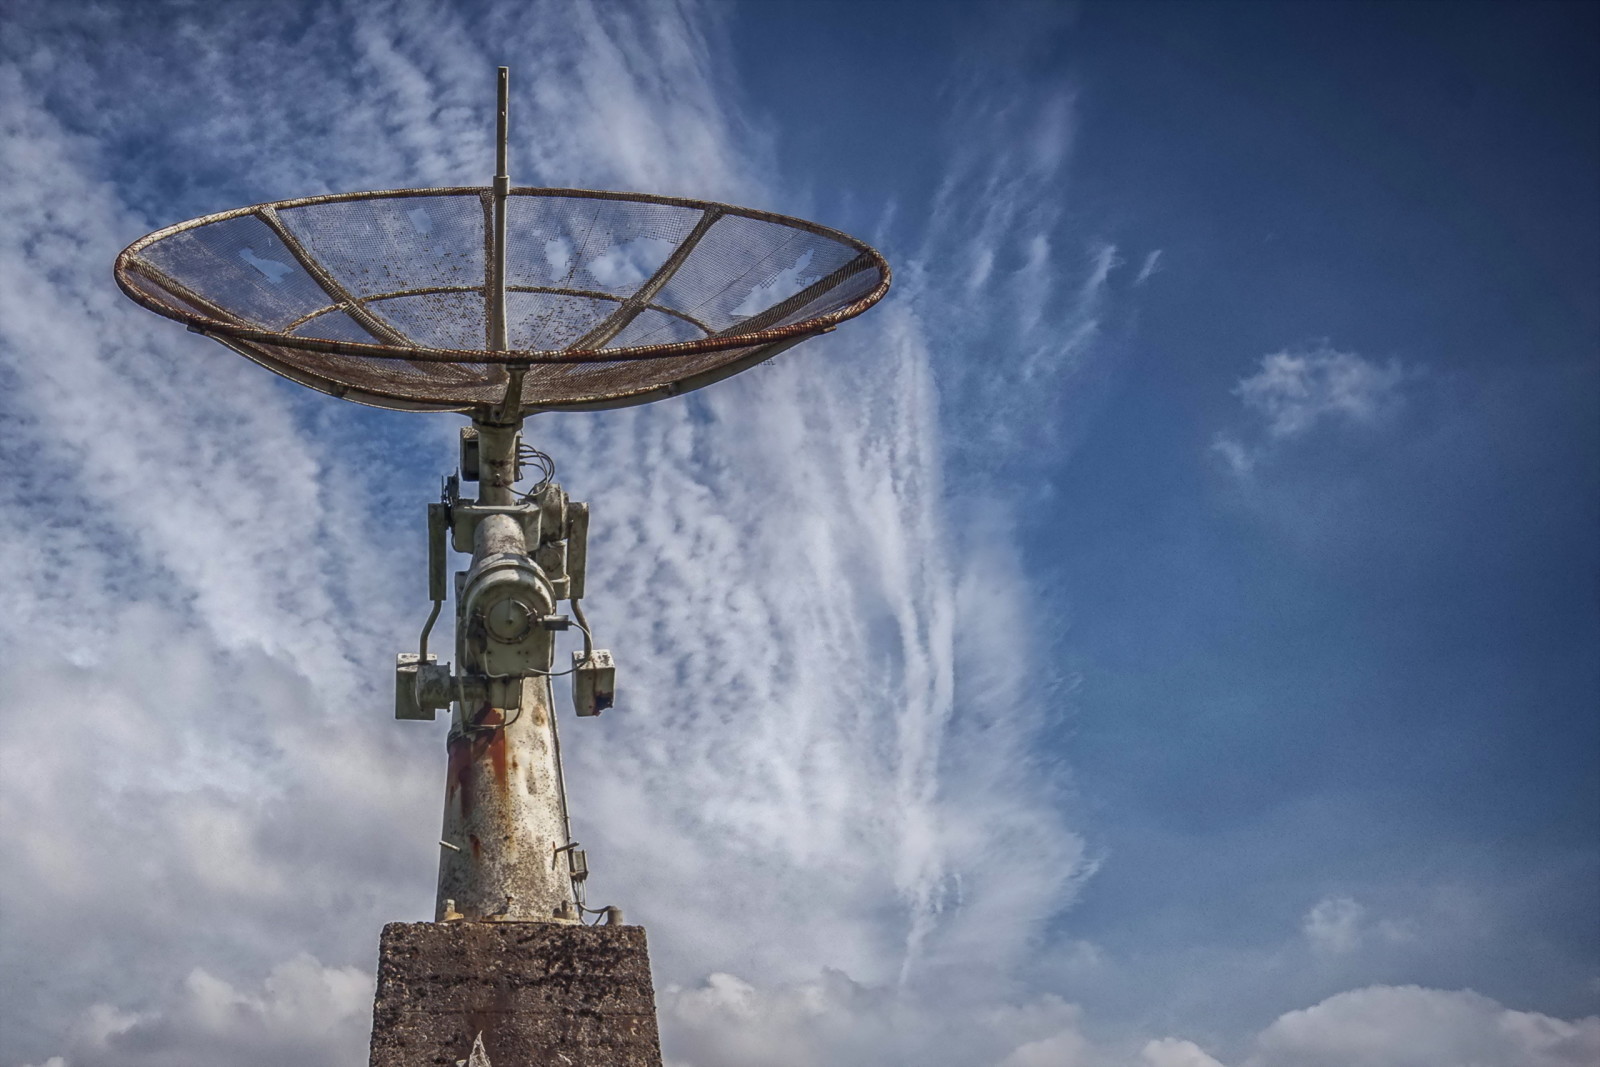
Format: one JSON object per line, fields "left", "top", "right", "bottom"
{"left": 0, "top": 2, "right": 1595, "bottom": 1066}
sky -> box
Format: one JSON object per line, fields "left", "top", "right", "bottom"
{"left": 0, "top": 2, "right": 1596, "bottom": 1066}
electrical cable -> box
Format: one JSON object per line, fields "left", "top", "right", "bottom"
{"left": 548, "top": 672, "right": 576, "bottom": 889}
{"left": 482, "top": 660, "right": 582, "bottom": 679}
{"left": 571, "top": 598, "right": 595, "bottom": 657}
{"left": 464, "top": 700, "right": 522, "bottom": 736}
{"left": 514, "top": 442, "right": 556, "bottom": 500}
{"left": 453, "top": 611, "right": 468, "bottom": 731}
{"left": 417, "top": 598, "right": 442, "bottom": 662}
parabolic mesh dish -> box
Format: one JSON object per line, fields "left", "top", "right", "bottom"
{"left": 115, "top": 188, "right": 891, "bottom": 413}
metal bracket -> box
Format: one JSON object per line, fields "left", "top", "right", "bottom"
{"left": 459, "top": 426, "right": 481, "bottom": 482}
{"left": 396, "top": 655, "right": 487, "bottom": 720}
{"left": 571, "top": 650, "right": 616, "bottom": 717}
{"left": 396, "top": 653, "right": 440, "bottom": 720}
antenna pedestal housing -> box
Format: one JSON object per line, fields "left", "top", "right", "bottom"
{"left": 432, "top": 423, "right": 585, "bottom": 923}
{"left": 436, "top": 674, "right": 574, "bottom": 922}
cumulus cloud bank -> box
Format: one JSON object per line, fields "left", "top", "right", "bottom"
{"left": 657, "top": 978, "right": 1598, "bottom": 1067}
{"left": 1244, "top": 985, "right": 1600, "bottom": 1067}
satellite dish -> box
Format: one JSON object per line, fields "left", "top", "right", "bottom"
{"left": 114, "top": 69, "right": 889, "bottom": 938}
{"left": 115, "top": 186, "right": 889, "bottom": 414}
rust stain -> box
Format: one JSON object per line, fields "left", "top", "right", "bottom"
{"left": 469, "top": 834, "right": 482, "bottom": 860}
{"left": 445, "top": 704, "right": 512, "bottom": 818}
{"left": 489, "top": 726, "right": 509, "bottom": 788}
{"left": 445, "top": 734, "right": 475, "bottom": 816}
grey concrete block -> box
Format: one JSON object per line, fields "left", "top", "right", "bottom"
{"left": 369, "top": 922, "right": 663, "bottom": 1066}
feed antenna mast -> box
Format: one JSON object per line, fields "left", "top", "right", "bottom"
{"left": 115, "top": 69, "right": 890, "bottom": 928}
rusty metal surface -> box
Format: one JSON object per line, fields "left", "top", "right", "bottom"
{"left": 437, "top": 675, "right": 575, "bottom": 923}
{"left": 433, "top": 466, "right": 580, "bottom": 923}
{"left": 114, "top": 187, "right": 892, "bottom": 413}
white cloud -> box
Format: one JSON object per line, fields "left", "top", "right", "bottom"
{"left": 1242, "top": 985, "right": 1600, "bottom": 1067}
{"left": 1240, "top": 346, "right": 1407, "bottom": 439}
{"left": 1213, "top": 343, "right": 1411, "bottom": 474}
{"left": 1302, "top": 895, "right": 1366, "bottom": 955}
{"left": 660, "top": 976, "right": 1600, "bottom": 1067}
{"left": 1134, "top": 250, "right": 1163, "bottom": 286}
{"left": 1210, "top": 434, "right": 1260, "bottom": 477}
{"left": 1140, "top": 1038, "right": 1227, "bottom": 1067}
{"left": 660, "top": 971, "right": 895, "bottom": 1067}
{"left": 1301, "top": 895, "right": 1416, "bottom": 958}
{"left": 33, "top": 955, "right": 373, "bottom": 1067}
{"left": 997, "top": 1030, "right": 1096, "bottom": 1067}
{"left": 661, "top": 975, "right": 1112, "bottom": 1067}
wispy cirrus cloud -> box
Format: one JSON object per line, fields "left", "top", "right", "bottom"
{"left": 908, "top": 27, "right": 1153, "bottom": 481}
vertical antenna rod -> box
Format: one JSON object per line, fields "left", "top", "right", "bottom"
{"left": 491, "top": 66, "right": 510, "bottom": 354}
{"left": 481, "top": 70, "right": 520, "bottom": 500}
{"left": 490, "top": 66, "right": 526, "bottom": 422}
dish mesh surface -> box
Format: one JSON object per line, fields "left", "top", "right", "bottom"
{"left": 116, "top": 188, "right": 891, "bottom": 412}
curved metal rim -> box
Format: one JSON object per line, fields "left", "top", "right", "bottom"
{"left": 113, "top": 185, "right": 892, "bottom": 368}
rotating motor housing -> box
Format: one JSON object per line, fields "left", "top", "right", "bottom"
{"left": 396, "top": 428, "right": 612, "bottom": 721}
{"left": 461, "top": 513, "right": 558, "bottom": 678}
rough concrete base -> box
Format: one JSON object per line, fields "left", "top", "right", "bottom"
{"left": 369, "top": 922, "right": 663, "bottom": 1067}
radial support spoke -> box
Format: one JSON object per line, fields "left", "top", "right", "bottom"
{"left": 256, "top": 206, "right": 411, "bottom": 346}
{"left": 567, "top": 207, "right": 725, "bottom": 353}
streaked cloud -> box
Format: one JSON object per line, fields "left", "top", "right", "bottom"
{"left": 911, "top": 46, "right": 1147, "bottom": 478}
{"left": 1133, "top": 249, "right": 1163, "bottom": 286}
